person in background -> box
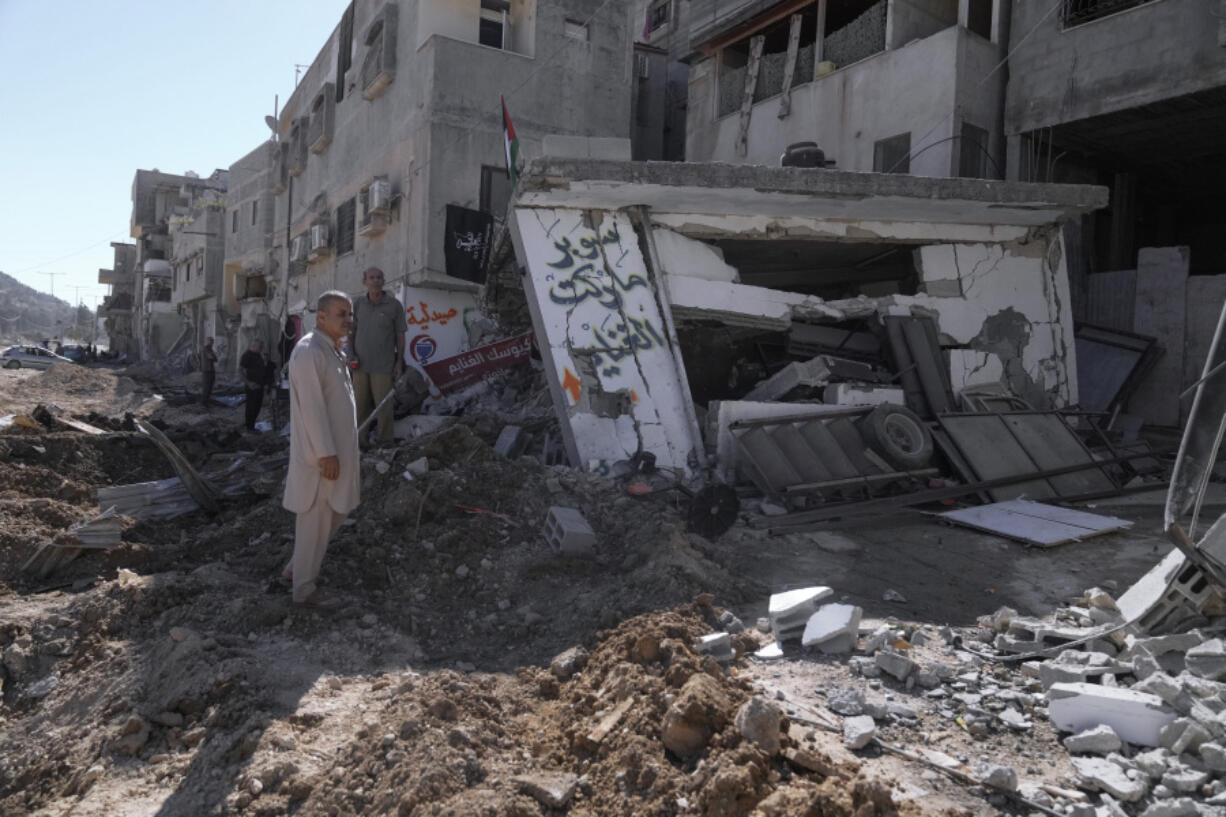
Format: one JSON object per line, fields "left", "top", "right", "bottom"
{"left": 239, "top": 339, "right": 269, "bottom": 431}
{"left": 200, "top": 337, "right": 218, "bottom": 407}
{"left": 348, "top": 267, "right": 406, "bottom": 447}
{"left": 281, "top": 291, "right": 360, "bottom": 609}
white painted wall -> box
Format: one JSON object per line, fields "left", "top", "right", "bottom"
{"left": 512, "top": 206, "right": 701, "bottom": 472}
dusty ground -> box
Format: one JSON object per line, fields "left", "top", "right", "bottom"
{"left": 0, "top": 363, "right": 1193, "bottom": 816}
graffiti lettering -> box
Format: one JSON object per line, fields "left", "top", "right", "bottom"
{"left": 549, "top": 263, "right": 648, "bottom": 309}
{"left": 544, "top": 223, "right": 623, "bottom": 270}
{"left": 454, "top": 231, "right": 488, "bottom": 255}
{"left": 588, "top": 315, "right": 667, "bottom": 376}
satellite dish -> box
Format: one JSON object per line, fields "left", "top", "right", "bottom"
{"left": 264, "top": 115, "right": 279, "bottom": 132}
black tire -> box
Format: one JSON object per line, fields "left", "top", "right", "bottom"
{"left": 857, "top": 403, "right": 933, "bottom": 471}
{"left": 4, "top": 360, "right": 19, "bottom": 370}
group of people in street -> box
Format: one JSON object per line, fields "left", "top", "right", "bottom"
{"left": 197, "top": 266, "right": 408, "bottom": 608}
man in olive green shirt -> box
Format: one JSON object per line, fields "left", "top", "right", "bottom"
{"left": 348, "top": 267, "right": 406, "bottom": 446}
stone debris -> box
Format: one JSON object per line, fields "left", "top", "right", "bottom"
{"left": 695, "top": 632, "right": 733, "bottom": 663}
{"left": 1063, "top": 724, "right": 1124, "bottom": 755}
{"left": 800, "top": 603, "right": 861, "bottom": 653}
{"left": 767, "top": 587, "right": 832, "bottom": 642}
{"left": 1047, "top": 683, "right": 1177, "bottom": 747}
{"left": 735, "top": 696, "right": 783, "bottom": 755}
{"left": 513, "top": 771, "right": 580, "bottom": 809}
{"left": 842, "top": 714, "right": 876, "bottom": 750}
{"left": 1071, "top": 756, "right": 1150, "bottom": 802}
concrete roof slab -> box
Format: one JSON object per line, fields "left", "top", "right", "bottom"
{"left": 514, "top": 159, "right": 1108, "bottom": 228}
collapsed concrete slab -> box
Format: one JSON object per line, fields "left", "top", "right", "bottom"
{"left": 1047, "top": 682, "right": 1178, "bottom": 748}
{"left": 768, "top": 587, "right": 833, "bottom": 641}
{"left": 508, "top": 158, "right": 1106, "bottom": 474}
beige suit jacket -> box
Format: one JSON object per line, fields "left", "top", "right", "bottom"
{"left": 282, "top": 330, "right": 360, "bottom": 515}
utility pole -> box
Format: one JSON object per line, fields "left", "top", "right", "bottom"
{"left": 72, "top": 286, "right": 83, "bottom": 338}
{"left": 41, "top": 271, "right": 62, "bottom": 299}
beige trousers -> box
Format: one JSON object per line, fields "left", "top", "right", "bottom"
{"left": 290, "top": 485, "right": 347, "bottom": 602}
{"left": 353, "top": 370, "right": 394, "bottom": 445}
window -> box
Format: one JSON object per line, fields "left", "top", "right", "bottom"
{"left": 480, "top": 165, "right": 513, "bottom": 218}
{"left": 479, "top": 0, "right": 509, "bottom": 49}
{"left": 967, "top": 0, "right": 993, "bottom": 39}
{"left": 873, "top": 133, "right": 911, "bottom": 174}
{"left": 336, "top": 1, "right": 355, "bottom": 102}
{"left": 564, "top": 19, "right": 588, "bottom": 41}
{"left": 196, "top": 256, "right": 203, "bottom": 273}
{"left": 231, "top": 210, "right": 238, "bottom": 233}
{"left": 361, "top": 3, "right": 398, "bottom": 100}
{"left": 649, "top": 0, "right": 670, "bottom": 33}
{"left": 1062, "top": 0, "right": 1157, "bottom": 28}
{"left": 184, "top": 263, "right": 191, "bottom": 283}
{"left": 336, "top": 198, "right": 356, "bottom": 255}
{"left": 958, "top": 122, "right": 990, "bottom": 179}
{"left": 250, "top": 200, "right": 258, "bottom": 226}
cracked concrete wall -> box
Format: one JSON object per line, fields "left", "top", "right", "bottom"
{"left": 510, "top": 206, "right": 701, "bottom": 473}
{"left": 893, "top": 230, "right": 1077, "bottom": 407}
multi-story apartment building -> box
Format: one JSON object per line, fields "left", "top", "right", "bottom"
{"left": 631, "top": 0, "right": 690, "bottom": 160}
{"left": 98, "top": 241, "right": 138, "bottom": 358}
{"left": 1005, "top": 0, "right": 1226, "bottom": 276}
{"left": 222, "top": 142, "right": 281, "bottom": 369}
{"left": 683, "top": 0, "right": 1010, "bottom": 178}
{"left": 128, "top": 168, "right": 227, "bottom": 360}
{"left": 168, "top": 181, "right": 228, "bottom": 362}
{"left": 268, "top": 0, "right": 631, "bottom": 366}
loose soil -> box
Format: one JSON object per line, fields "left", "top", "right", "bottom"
{"left": 0, "top": 363, "right": 1176, "bottom": 816}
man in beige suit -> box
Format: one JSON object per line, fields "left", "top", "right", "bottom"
{"left": 282, "top": 291, "right": 360, "bottom": 608}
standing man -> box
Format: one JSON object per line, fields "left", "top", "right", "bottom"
{"left": 239, "top": 339, "right": 269, "bottom": 431}
{"left": 282, "top": 292, "right": 359, "bottom": 609}
{"left": 200, "top": 337, "right": 218, "bottom": 407}
{"left": 349, "top": 267, "right": 406, "bottom": 447}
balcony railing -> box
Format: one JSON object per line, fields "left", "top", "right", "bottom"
{"left": 1061, "top": 0, "right": 1158, "bottom": 28}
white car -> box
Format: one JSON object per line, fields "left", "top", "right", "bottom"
{"left": 1, "top": 345, "right": 75, "bottom": 370}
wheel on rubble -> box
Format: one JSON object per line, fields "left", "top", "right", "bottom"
{"left": 4, "top": 360, "right": 19, "bottom": 369}
{"left": 856, "top": 403, "right": 933, "bottom": 472}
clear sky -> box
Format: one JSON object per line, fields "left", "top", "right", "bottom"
{"left": 0, "top": 0, "right": 350, "bottom": 311}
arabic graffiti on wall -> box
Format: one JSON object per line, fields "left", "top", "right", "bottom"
{"left": 405, "top": 301, "right": 458, "bottom": 330}
{"left": 396, "top": 285, "right": 478, "bottom": 397}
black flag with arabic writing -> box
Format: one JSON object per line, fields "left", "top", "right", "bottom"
{"left": 444, "top": 204, "right": 494, "bottom": 284}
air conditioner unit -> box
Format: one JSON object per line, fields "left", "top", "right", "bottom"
{"left": 290, "top": 236, "right": 307, "bottom": 262}
{"left": 368, "top": 179, "right": 391, "bottom": 214}
{"left": 309, "top": 222, "right": 331, "bottom": 254}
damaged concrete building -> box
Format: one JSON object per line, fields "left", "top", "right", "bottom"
{"left": 168, "top": 177, "right": 229, "bottom": 367}
{"left": 222, "top": 142, "right": 281, "bottom": 372}
{"left": 127, "top": 168, "right": 228, "bottom": 362}
{"left": 268, "top": 0, "right": 631, "bottom": 377}
{"left": 507, "top": 158, "right": 1105, "bottom": 476}
{"left": 97, "top": 241, "right": 138, "bottom": 359}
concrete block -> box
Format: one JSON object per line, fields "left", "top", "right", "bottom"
{"left": 744, "top": 357, "right": 832, "bottom": 402}
{"left": 1200, "top": 742, "right": 1226, "bottom": 771}
{"left": 695, "top": 632, "right": 732, "bottom": 663}
{"left": 543, "top": 507, "right": 595, "bottom": 555}
{"left": 1133, "top": 747, "right": 1172, "bottom": 779}
{"left": 842, "top": 715, "right": 876, "bottom": 750}
{"left": 874, "top": 650, "right": 916, "bottom": 682}
{"left": 1160, "top": 767, "right": 1208, "bottom": 794}
{"left": 1071, "top": 757, "right": 1149, "bottom": 802}
{"left": 1048, "top": 682, "right": 1177, "bottom": 747}
{"left": 494, "top": 424, "right": 527, "bottom": 458}
{"left": 1138, "top": 798, "right": 1198, "bottom": 817}
{"left": 1159, "top": 718, "right": 1211, "bottom": 754}
{"left": 821, "top": 383, "right": 905, "bottom": 407}
{"left": 768, "top": 587, "right": 833, "bottom": 640}
{"left": 801, "top": 604, "right": 862, "bottom": 652}
{"left": 1185, "top": 639, "right": 1226, "bottom": 681}
{"left": 1117, "top": 550, "right": 1214, "bottom": 636}
{"left": 1063, "top": 725, "right": 1123, "bottom": 755}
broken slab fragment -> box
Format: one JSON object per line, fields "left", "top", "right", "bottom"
{"left": 874, "top": 650, "right": 916, "bottom": 683}
{"left": 1071, "top": 756, "right": 1149, "bottom": 802}
{"left": 1185, "top": 638, "right": 1226, "bottom": 681}
{"left": 513, "top": 771, "right": 579, "bottom": 809}
{"left": 735, "top": 697, "right": 782, "bottom": 755}
{"left": 695, "top": 632, "right": 733, "bottom": 663}
{"left": 842, "top": 715, "right": 876, "bottom": 750}
{"left": 1062, "top": 725, "right": 1123, "bottom": 755}
{"left": 744, "top": 356, "right": 831, "bottom": 402}
{"left": 801, "top": 603, "right": 862, "bottom": 653}
{"left": 768, "top": 587, "right": 833, "bottom": 642}
{"left": 1048, "top": 682, "right": 1177, "bottom": 747}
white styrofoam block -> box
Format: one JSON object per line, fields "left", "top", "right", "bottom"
{"left": 1047, "top": 682, "right": 1177, "bottom": 747}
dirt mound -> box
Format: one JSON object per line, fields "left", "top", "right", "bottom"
{"left": 35, "top": 364, "right": 119, "bottom": 396}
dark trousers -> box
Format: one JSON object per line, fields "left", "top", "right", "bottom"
{"left": 244, "top": 388, "right": 264, "bottom": 429}
{"left": 201, "top": 371, "right": 216, "bottom": 405}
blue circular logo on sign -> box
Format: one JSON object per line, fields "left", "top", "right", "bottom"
{"left": 410, "top": 334, "right": 437, "bottom": 363}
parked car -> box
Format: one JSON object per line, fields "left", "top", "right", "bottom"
{"left": 1, "top": 345, "right": 76, "bottom": 370}
{"left": 59, "top": 345, "right": 89, "bottom": 362}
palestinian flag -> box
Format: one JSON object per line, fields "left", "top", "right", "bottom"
{"left": 501, "top": 95, "right": 519, "bottom": 189}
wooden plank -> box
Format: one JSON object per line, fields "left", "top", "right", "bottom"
{"left": 937, "top": 500, "right": 1132, "bottom": 547}
{"left": 777, "top": 13, "right": 803, "bottom": 119}
{"left": 735, "top": 35, "right": 765, "bottom": 158}
{"left": 938, "top": 415, "right": 1055, "bottom": 501}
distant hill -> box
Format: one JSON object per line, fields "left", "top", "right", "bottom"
{"left": 0, "top": 270, "right": 95, "bottom": 345}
